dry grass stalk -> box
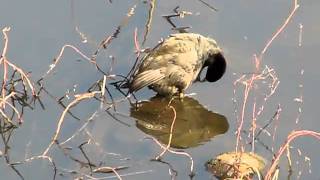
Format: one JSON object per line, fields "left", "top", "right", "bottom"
{"left": 142, "top": 0, "right": 156, "bottom": 46}
{"left": 42, "top": 91, "right": 101, "bottom": 156}
{"left": 260, "top": 0, "right": 300, "bottom": 58}
{"left": 1, "top": 27, "right": 36, "bottom": 126}
{"left": 91, "top": 3, "right": 138, "bottom": 62}
{"left": 235, "top": 0, "right": 300, "bottom": 152}
{"left": 155, "top": 105, "right": 177, "bottom": 159}
{"left": 146, "top": 100, "right": 195, "bottom": 177}
{"left": 41, "top": 44, "right": 95, "bottom": 80}
{"left": 265, "top": 130, "right": 320, "bottom": 180}
{"left": 149, "top": 136, "right": 194, "bottom": 175}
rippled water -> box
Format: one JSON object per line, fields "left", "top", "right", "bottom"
{"left": 1, "top": 0, "right": 320, "bottom": 179}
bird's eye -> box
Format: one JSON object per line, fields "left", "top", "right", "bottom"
{"left": 205, "top": 53, "right": 226, "bottom": 82}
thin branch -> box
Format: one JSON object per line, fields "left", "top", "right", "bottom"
{"left": 42, "top": 91, "right": 101, "bottom": 156}
{"left": 260, "top": 0, "right": 300, "bottom": 59}
{"left": 156, "top": 106, "right": 176, "bottom": 159}
{"left": 265, "top": 130, "right": 320, "bottom": 180}
{"left": 142, "top": 0, "right": 156, "bottom": 46}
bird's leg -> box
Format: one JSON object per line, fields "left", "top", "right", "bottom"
{"left": 179, "top": 92, "right": 185, "bottom": 99}
{"left": 178, "top": 89, "right": 185, "bottom": 101}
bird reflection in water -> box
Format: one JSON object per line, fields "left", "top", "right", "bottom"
{"left": 130, "top": 96, "right": 229, "bottom": 149}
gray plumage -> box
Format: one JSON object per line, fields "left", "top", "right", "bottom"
{"left": 129, "top": 33, "right": 226, "bottom": 97}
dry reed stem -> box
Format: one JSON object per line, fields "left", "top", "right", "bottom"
{"left": 0, "top": 27, "right": 10, "bottom": 57}
{"left": 1, "top": 27, "right": 36, "bottom": 96}
{"left": 56, "top": 141, "right": 116, "bottom": 178}
{"left": 59, "top": 111, "right": 98, "bottom": 146}
{"left": 251, "top": 102, "right": 257, "bottom": 152}
{"left": 1, "top": 27, "right": 36, "bottom": 126}
{"left": 235, "top": 66, "right": 279, "bottom": 151}
{"left": 42, "top": 91, "right": 101, "bottom": 156}
{"left": 134, "top": 28, "right": 141, "bottom": 54}
{"left": 89, "top": 170, "right": 153, "bottom": 179}
{"left": 99, "top": 75, "right": 108, "bottom": 109}
{"left": 142, "top": 0, "right": 156, "bottom": 46}
{"left": 235, "top": 74, "right": 254, "bottom": 152}
{"left": 235, "top": 0, "right": 299, "bottom": 152}
{"left": 196, "top": 0, "right": 218, "bottom": 11}
{"left": 1, "top": 27, "right": 10, "bottom": 104}
{"left": 147, "top": 102, "right": 194, "bottom": 178}
{"left": 42, "top": 44, "right": 95, "bottom": 79}
{"left": 264, "top": 130, "right": 320, "bottom": 180}
{"left": 150, "top": 136, "right": 194, "bottom": 174}
{"left": 286, "top": 146, "right": 293, "bottom": 173}
{"left": 0, "top": 95, "right": 22, "bottom": 123}
{"left": 0, "top": 92, "right": 16, "bottom": 107}
{"left": 91, "top": 3, "right": 137, "bottom": 62}
{"left": 21, "top": 155, "right": 57, "bottom": 178}
{"left": 270, "top": 104, "right": 282, "bottom": 142}
{"left": 6, "top": 60, "right": 36, "bottom": 95}
{"left": 0, "top": 109, "right": 14, "bottom": 124}
{"left": 93, "top": 167, "right": 123, "bottom": 180}
{"left": 101, "top": 75, "right": 107, "bottom": 97}
{"left": 156, "top": 105, "right": 176, "bottom": 159}
{"left": 260, "top": 0, "right": 300, "bottom": 58}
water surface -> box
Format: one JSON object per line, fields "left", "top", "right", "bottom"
{"left": 1, "top": 0, "right": 320, "bottom": 179}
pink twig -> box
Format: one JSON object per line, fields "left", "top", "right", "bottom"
{"left": 149, "top": 136, "right": 194, "bottom": 173}
{"left": 43, "top": 44, "right": 95, "bottom": 79}
{"left": 235, "top": 73, "right": 255, "bottom": 152}
{"left": 260, "top": 0, "right": 300, "bottom": 58}
{"left": 156, "top": 106, "right": 177, "bottom": 159}
{"left": 235, "top": 0, "right": 299, "bottom": 152}
{"left": 134, "top": 28, "right": 141, "bottom": 53}
{"left": 251, "top": 101, "right": 257, "bottom": 152}
{"left": 265, "top": 130, "right": 320, "bottom": 180}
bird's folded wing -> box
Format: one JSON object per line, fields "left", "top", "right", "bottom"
{"left": 129, "top": 69, "right": 165, "bottom": 92}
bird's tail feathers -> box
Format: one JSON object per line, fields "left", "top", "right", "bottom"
{"left": 129, "top": 69, "right": 165, "bottom": 92}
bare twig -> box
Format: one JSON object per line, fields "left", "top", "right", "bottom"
{"left": 260, "top": 0, "right": 300, "bottom": 59}
{"left": 14, "top": 155, "right": 57, "bottom": 180}
{"left": 162, "top": 6, "right": 192, "bottom": 33}
{"left": 0, "top": 27, "right": 36, "bottom": 127}
{"left": 42, "top": 91, "right": 101, "bottom": 156}
{"left": 91, "top": 3, "right": 138, "bottom": 62}
{"left": 59, "top": 111, "right": 97, "bottom": 145}
{"left": 235, "top": 0, "right": 299, "bottom": 152}
{"left": 196, "top": 0, "right": 218, "bottom": 11}
{"left": 148, "top": 136, "right": 194, "bottom": 177}
{"left": 40, "top": 44, "right": 95, "bottom": 80}
{"left": 265, "top": 130, "right": 320, "bottom": 180}
{"left": 142, "top": 0, "right": 156, "bottom": 46}
{"left": 156, "top": 106, "right": 176, "bottom": 159}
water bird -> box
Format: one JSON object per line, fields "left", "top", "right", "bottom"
{"left": 129, "top": 33, "right": 226, "bottom": 97}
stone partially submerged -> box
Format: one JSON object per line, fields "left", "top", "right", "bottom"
{"left": 206, "top": 152, "right": 266, "bottom": 180}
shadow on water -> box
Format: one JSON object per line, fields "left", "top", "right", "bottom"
{"left": 130, "top": 96, "right": 229, "bottom": 149}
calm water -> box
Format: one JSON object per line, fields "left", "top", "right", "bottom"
{"left": 1, "top": 0, "right": 320, "bottom": 179}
